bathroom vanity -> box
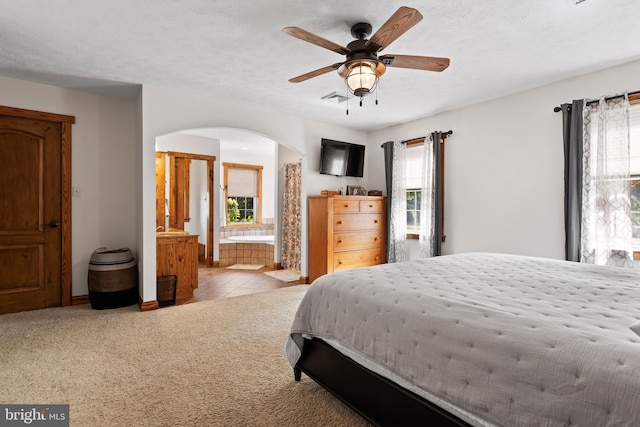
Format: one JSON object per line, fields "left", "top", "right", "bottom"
{"left": 156, "top": 230, "right": 199, "bottom": 299}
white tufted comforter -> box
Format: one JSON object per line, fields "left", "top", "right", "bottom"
{"left": 286, "top": 253, "right": 640, "bottom": 426}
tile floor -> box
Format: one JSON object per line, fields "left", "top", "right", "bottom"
{"left": 176, "top": 264, "right": 304, "bottom": 305}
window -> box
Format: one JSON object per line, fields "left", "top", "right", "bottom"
{"left": 405, "top": 142, "right": 425, "bottom": 237}
{"left": 406, "top": 189, "right": 421, "bottom": 234}
{"left": 223, "top": 162, "right": 263, "bottom": 226}
{"left": 399, "top": 133, "right": 448, "bottom": 242}
{"left": 227, "top": 196, "right": 254, "bottom": 223}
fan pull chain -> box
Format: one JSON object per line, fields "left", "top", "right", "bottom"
{"left": 345, "top": 81, "right": 349, "bottom": 115}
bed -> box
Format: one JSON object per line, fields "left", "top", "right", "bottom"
{"left": 285, "top": 253, "right": 640, "bottom": 426}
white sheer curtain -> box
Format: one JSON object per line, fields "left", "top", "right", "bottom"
{"left": 388, "top": 141, "right": 408, "bottom": 262}
{"left": 418, "top": 138, "right": 436, "bottom": 258}
{"left": 581, "top": 93, "right": 633, "bottom": 267}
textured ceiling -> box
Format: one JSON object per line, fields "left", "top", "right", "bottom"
{"left": 1, "top": 0, "right": 640, "bottom": 131}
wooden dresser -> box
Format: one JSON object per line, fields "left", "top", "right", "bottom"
{"left": 308, "top": 195, "right": 386, "bottom": 283}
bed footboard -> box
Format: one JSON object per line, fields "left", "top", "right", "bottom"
{"left": 294, "top": 338, "right": 470, "bottom": 427}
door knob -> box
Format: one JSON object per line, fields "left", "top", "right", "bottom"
{"left": 49, "top": 221, "right": 60, "bottom": 228}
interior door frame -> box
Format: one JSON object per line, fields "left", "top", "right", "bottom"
{"left": 0, "top": 105, "right": 74, "bottom": 306}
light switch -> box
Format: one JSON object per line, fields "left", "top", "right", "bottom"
{"left": 72, "top": 186, "right": 81, "bottom": 197}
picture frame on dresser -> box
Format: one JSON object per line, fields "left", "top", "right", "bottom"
{"left": 346, "top": 185, "right": 365, "bottom": 195}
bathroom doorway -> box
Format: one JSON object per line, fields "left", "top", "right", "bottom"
{"left": 155, "top": 128, "right": 293, "bottom": 269}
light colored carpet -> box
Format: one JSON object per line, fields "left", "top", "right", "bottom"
{"left": 0, "top": 286, "right": 368, "bottom": 426}
{"left": 226, "top": 264, "right": 265, "bottom": 270}
{"left": 263, "top": 269, "right": 300, "bottom": 282}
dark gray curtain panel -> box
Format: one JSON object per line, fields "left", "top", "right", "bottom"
{"left": 382, "top": 141, "right": 394, "bottom": 259}
{"left": 431, "top": 132, "right": 444, "bottom": 256}
{"left": 561, "top": 100, "right": 584, "bottom": 262}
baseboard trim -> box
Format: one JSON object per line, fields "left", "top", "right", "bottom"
{"left": 273, "top": 262, "right": 282, "bottom": 270}
{"left": 71, "top": 295, "right": 90, "bottom": 305}
{"left": 138, "top": 295, "right": 159, "bottom": 311}
{"left": 300, "top": 276, "right": 310, "bottom": 284}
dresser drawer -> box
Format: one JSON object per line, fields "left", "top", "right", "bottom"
{"left": 359, "top": 199, "right": 384, "bottom": 213}
{"left": 334, "top": 213, "right": 383, "bottom": 232}
{"left": 333, "top": 248, "right": 384, "bottom": 271}
{"left": 333, "top": 199, "right": 360, "bottom": 213}
{"left": 333, "top": 231, "right": 384, "bottom": 252}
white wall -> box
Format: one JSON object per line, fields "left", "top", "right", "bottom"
{"left": 184, "top": 160, "right": 207, "bottom": 245}
{"left": 0, "top": 75, "right": 138, "bottom": 296}
{"left": 156, "top": 132, "right": 220, "bottom": 156}
{"left": 192, "top": 160, "right": 211, "bottom": 247}
{"left": 368, "top": 59, "right": 640, "bottom": 261}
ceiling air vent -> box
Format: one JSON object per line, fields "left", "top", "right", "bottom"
{"left": 321, "top": 92, "right": 349, "bottom": 104}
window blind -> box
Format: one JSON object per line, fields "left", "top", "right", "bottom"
{"left": 405, "top": 145, "right": 423, "bottom": 189}
{"left": 227, "top": 167, "right": 257, "bottom": 197}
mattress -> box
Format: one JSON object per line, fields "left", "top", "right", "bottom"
{"left": 286, "top": 253, "right": 640, "bottom": 426}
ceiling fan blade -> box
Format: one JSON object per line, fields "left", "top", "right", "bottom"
{"left": 380, "top": 54, "right": 450, "bottom": 72}
{"left": 365, "top": 6, "right": 423, "bottom": 53}
{"left": 283, "top": 27, "right": 350, "bottom": 55}
{"left": 289, "top": 63, "right": 343, "bottom": 83}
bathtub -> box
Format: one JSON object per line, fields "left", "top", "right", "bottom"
{"left": 219, "top": 235, "right": 275, "bottom": 267}
{"left": 225, "top": 235, "right": 274, "bottom": 244}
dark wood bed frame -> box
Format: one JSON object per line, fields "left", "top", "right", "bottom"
{"left": 294, "top": 337, "right": 472, "bottom": 426}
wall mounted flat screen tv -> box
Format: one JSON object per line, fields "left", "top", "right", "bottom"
{"left": 319, "top": 138, "right": 365, "bottom": 177}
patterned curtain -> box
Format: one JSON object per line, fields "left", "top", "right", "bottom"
{"left": 281, "top": 162, "right": 301, "bottom": 271}
{"left": 581, "top": 94, "right": 633, "bottom": 267}
{"left": 418, "top": 137, "right": 436, "bottom": 258}
{"left": 388, "top": 141, "right": 408, "bottom": 262}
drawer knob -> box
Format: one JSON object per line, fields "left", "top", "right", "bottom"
{"left": 373, "top": 237, "right": 378, "bottom": 241}
{"left": 369, "top": 204, "right": 373, "bottom": 208}
{"left": 344, "top": 204, "right": 349, "bottom": 207}
{"left": 338, "top": 240, "right": 343, "bottom": 243}
{"left": 374, "top": 220, "right": 378, "bottom": 224}
{"left": 337, "top": 221, "right": 343, "bottom": 224}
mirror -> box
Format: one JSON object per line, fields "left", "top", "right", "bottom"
{"left": 155, "top": 150, "right": 215, "bottom": 265}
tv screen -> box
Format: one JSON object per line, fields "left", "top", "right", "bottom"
{"left": 319, "top": 138, "right": 365, "bottom": 177}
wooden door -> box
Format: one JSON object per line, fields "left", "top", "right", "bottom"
{"left": 0, "top": 108, "right": 73, "bottom": 314}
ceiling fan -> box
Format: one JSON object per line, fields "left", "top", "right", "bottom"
{"left": 283, "top": 6, "right": 450, "bottom": 105}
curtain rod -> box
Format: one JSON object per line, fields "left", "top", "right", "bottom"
{"left": 406, "top": 130, "right": 452, "bottom": 144}
{"left": 553, "top": 91, "right": 640, "bottom": 112}
{"left": 380, "top": 131, "right": 453, "bottom": 148}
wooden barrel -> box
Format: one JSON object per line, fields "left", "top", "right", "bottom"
{"left": 88, "top": 247, "right": 138, "bottom": 309}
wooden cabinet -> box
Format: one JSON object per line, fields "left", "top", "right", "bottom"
{"left": 308, "top": 195, "right": 386, "bottom": 283}
{"left": 156, "top": 234, "right": 199, "bottom": 299}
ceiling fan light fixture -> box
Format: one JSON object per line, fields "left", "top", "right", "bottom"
{"left": 341, "top": 60, "right": 386, "bottom": 97}
{"left": 283, "top": 7, "right": 448, "bottom": 112}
